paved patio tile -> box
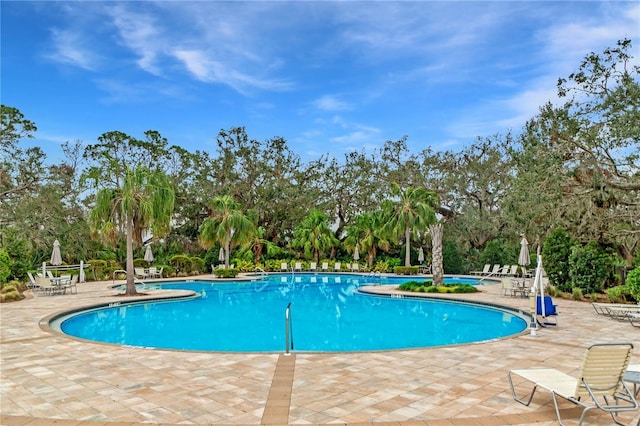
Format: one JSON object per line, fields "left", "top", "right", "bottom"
{"left": 1, "top": 276, "right": 639, "bottom": 425}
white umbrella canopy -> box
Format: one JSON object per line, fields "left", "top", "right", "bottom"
{"left": 353, "top": 246, "right": 360, "bottom": 261}
{"left": 418, "top": 247, "right": 425, "bottom": 263}
{"left": 144, "top": 245, "right": 154, "bottom": 263}
{"left": 518, "top": 237, "right": 530, "bottom": 274}
{"left": 50, "top": 240, "right": 62, "bottom": 266}
{"left": 218, "top": 247, "right": 225, "bottom": 262}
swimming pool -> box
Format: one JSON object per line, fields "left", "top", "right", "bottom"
{"left": 56, "top": 274, "right": 526, "bottom": 352}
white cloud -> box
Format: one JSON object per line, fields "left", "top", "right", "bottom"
{"left": 106, "top": 4, "right": 163, "bottom": 75}
{"left": 313, "top": 95, "right": 351, "bottom": 112}
{"left": 47, "top": 28, "right": 97, "bottom": 70}
{"left": 172, "top": 49, "right": 292, "bottom": 94}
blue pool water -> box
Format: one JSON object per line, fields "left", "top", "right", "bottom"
{"left": 58, "top": 274, "right": 526, "bottom": 352}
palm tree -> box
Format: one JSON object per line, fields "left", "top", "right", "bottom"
{"left": 382, "top": 183, "right": 438, "bottom": 267}
{"left": 344, "top": 211, "right": 390, "bottom": 270}
{"left": 242, "top": 209, "right": 277, "bottom": 265}
{"left": 87, "top": 165, "right": 175, "bottom": 295}
{"left": 199, "top": 195, "right": 254, "bottom": 267}
{"left": 291, "top": 210, "right": 339, "bottom": 263}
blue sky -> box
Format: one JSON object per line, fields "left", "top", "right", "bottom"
{"left": 2, "top": 1, "right": 639, "bottom": 163}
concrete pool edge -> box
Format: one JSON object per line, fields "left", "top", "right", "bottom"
{"left": 45, "top": 275, "right": 527, "bottom": 354}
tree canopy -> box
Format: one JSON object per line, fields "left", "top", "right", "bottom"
{"left": 1, "top": 39, "right": 638, "bottom": 287}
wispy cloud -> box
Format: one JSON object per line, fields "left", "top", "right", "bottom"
{"left": 172, "top": 49, "right": 293, "bottom": 94}
{"left": 47, "top": 28, "right": 98, "bottom": 70}
{"left": 312, "top": 95, "right": 351, "bottom": 112}
{"left": 106, "top": 4, "right": 163, "bottom": 75}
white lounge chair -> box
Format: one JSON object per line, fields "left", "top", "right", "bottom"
{"left": 334, "top": 262, "right": 341, "bottom": 272}
{"left": 280, "top": 262, "right": 289, "bottom": 272}
{"left": 294, "top": 262, "right": 302, "bottom": 272}
{"left": 505, "top": 265, "right": 518, "bottom": 277}
{"left": 321, "top": 262, "right": 329, "bottom": 272}
{"left": 471, "top": 264, "right": 491, "bottom": 275}
{"left": 498, "top": 264, "right": 510, "bottom": 276}
{"left": 26, "top": 272, "right": 38, "bottom": 288}
{"left": 35, "top": 276, "right": 57, "bottom": 296}
{"left": 309, "top": 262, "right": 317, "bottom": 272}
{"left": 352, "top": 263, "right": 360, "bottom": 272}
{"left": 592, "top": 302, "right": 636, "bottom": 316}
{"left": 489, "top": 264, "right": 501, "bottom": 276}
{"left": 134, "top": 267, "right": 147, "bottom": 279}
{"left": 508, "top": 343, "right": 638, "bottom": 425}
{"left": 63, "top": 275, "right": 78, "bottom": 294}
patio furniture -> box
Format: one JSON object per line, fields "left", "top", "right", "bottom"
{"left": 536, "top": 295, "right": 558, "bottom": 325}
{"left": 508, "top": 343, "right": 638, "bottom": 426}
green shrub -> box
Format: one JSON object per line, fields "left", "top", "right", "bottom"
{"left": 133, "top": 258, "right": 148, "bottom": 267}
{"left": 169, "top": 255, "right": 193, "bottom": 274}
{"left": 606, "top": 285, "right": 634, "bottom": 303}
{"left": 190, "top": 257, "right": 205, "bottom": 274}
{"left": 451, "top": 284, "right": 477, "bottom": 293}
{"left": 373, "top": 260, "right": 390, "bottom": 273}
{"left": 234, "top": 259, "right": 255, "bottom": 272}
{"left": 87, "top": 259, "right": 108, "bottom": 280}
{"left": 626, "top": 266, "right": 640, "bottom": 302}
{"left": 568, "top": 242, "right": 614, "bottom": 295}
{"left": 0, "top": 250, "right": 11, "bottom": 284}
{"left": 214, "top": 268, "right": 238, "bottom": 278}
{"left": 542, "top": 228, "right": 575, "bottom": 292}
{"left": 394, "top": 266, "right": 419, "bottom": 275}
{"left": 572, "top": 287, "right": 583, "bottom": 300}
{"left": 397, "top": 281, "right": 478, "bottom": 294}
{"left": 398, "top": 280, "right": 429, "bottom": 291}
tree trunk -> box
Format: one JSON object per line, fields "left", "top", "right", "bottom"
{"left": 225, "top": 233, "right": 231, "bottom": 268}
{"left": 429, "top": 223, "right": 444, "bottom": 287}
{"left": 125, "top": 216, "right": 138, "bottom": 295}
{"left": 405, "top": 225, "right": 411, "bottom": 267}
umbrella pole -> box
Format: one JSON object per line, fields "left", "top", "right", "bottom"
{"left": 529, "top": 287, "right": 537, "bottom": 336}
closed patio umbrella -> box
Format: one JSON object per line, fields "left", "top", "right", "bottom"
{"left": 353, "top": 246, "right": 360, "bottom": 261}
{"left": 418, "top": 247, "right": 425, "bottom": 263}
{"left": 50, "top": 239, "right": 62, "bottom": 267}
{"left": 218, "top": 247, "right": 225, "bottom": 262}
{"left": 518, "top": 237, "right": 530, "bottom": 274}
{"left": 144, "top": 245, "right": 154, "bottom": 264}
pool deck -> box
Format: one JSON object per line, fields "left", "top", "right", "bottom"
{"left": 1, "top": 274, "right": 639, "bottom": 425}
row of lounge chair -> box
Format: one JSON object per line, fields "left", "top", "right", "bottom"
{"left": 593, "top": 302, "right": 640, "bottom": 327}
{"left": 280, "top": 262, "right": 362, "bottom": 272}
{"left": 472, "top": 263, "right": 528, "bottom": 277}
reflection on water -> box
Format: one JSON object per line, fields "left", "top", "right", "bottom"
{"left": 62, "top": 274, "right": 526, "bottom": 352}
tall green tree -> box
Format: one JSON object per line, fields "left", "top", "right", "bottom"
{"left": 291, "top": 210, "right": 339, "bottom": 263}
{"left": 85, "top": 165, "right": 175, "bottom": 295}
{"left": 513, "top": 39, "right": 640, "bottom": 264}
{"left": 382, "top": 183, "right": 438, "bottom": 266}
{"left": 199, "top": 195, "right": 254, "bottom": 268}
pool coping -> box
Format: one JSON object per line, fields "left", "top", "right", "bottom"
{"left": 42, "top": 275, "right": 527, "bottom": 354}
